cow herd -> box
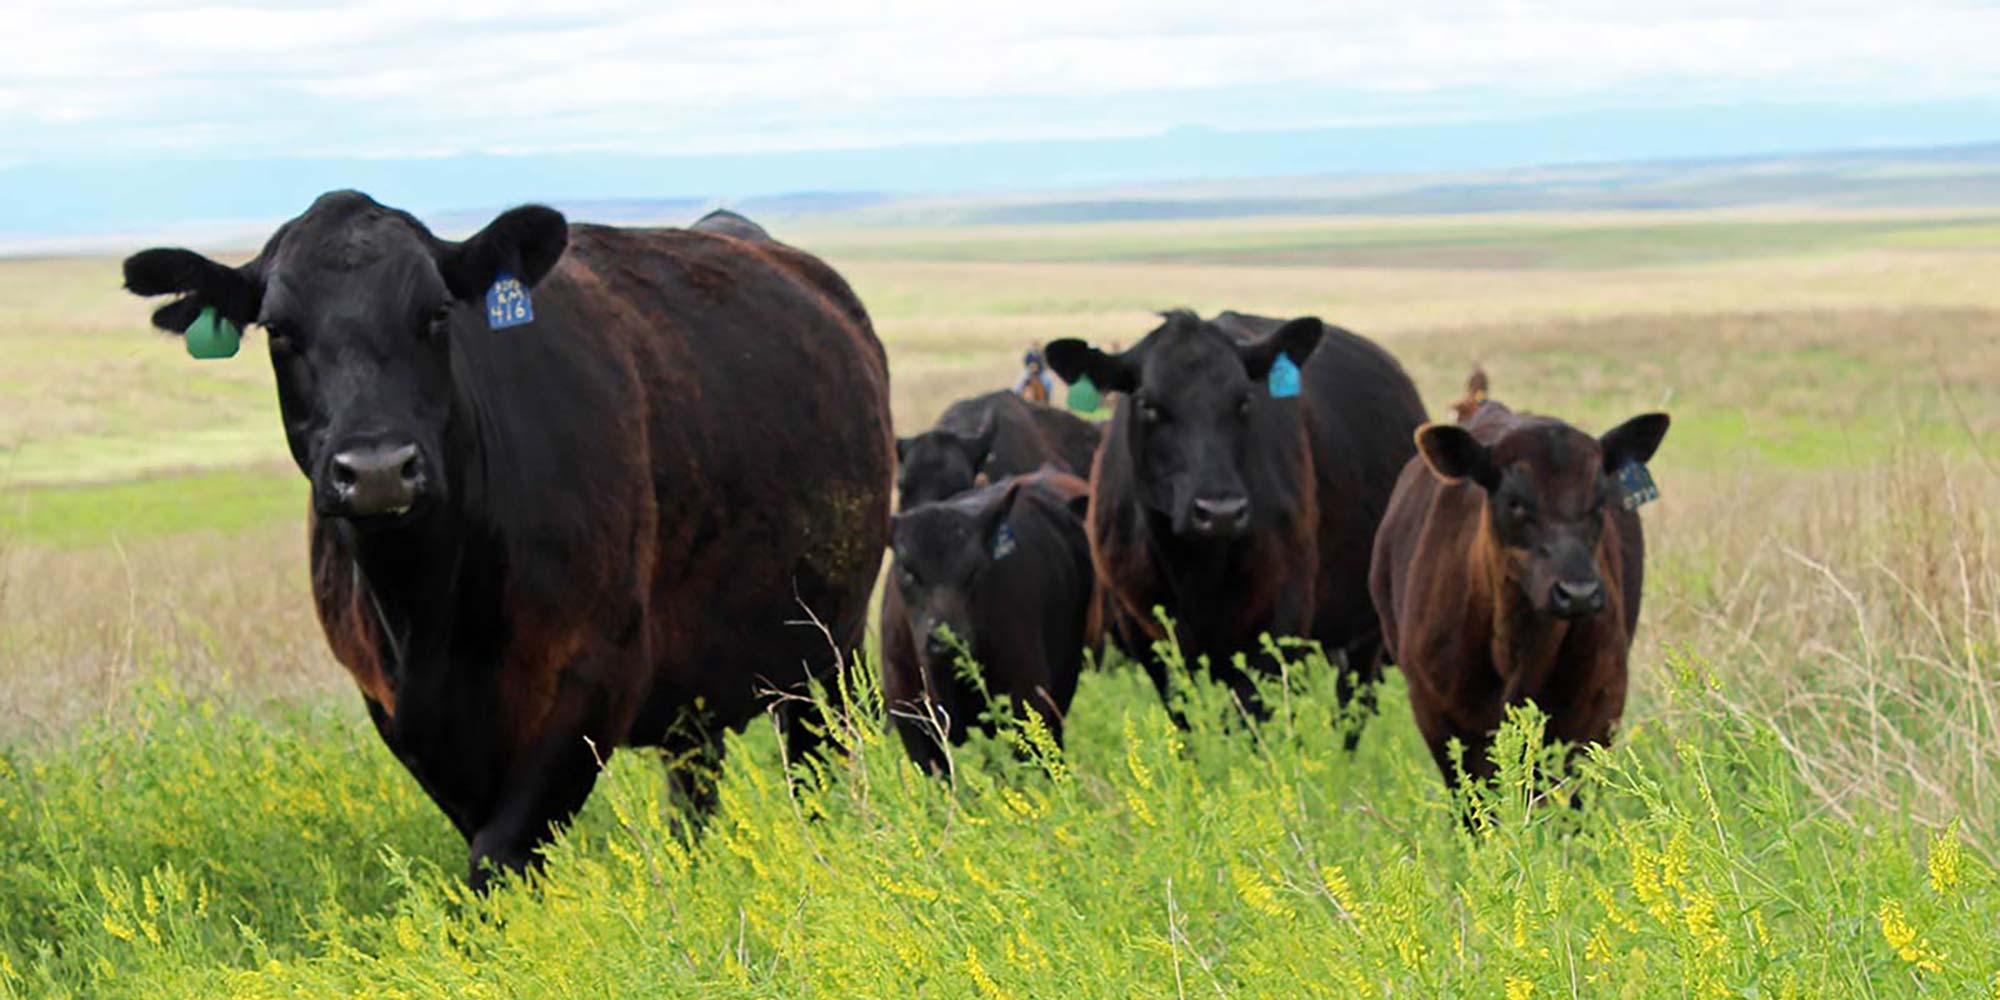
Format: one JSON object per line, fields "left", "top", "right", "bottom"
{"left": 120, "top": 194, "right": 1668, "bottom": 889}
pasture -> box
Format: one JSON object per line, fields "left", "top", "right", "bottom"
{"left": 2, "top": 209, "right": 1997, "bottom": 996}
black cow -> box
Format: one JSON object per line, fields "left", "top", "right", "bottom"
{"left": 881, "top": 468, "right": 1095, "bottom": 774}
{"left": 1045, "top": 310, "right": 1425, "bottom": 730}
{"left": 895, "top": 390, "right": 1102, "bottom": 509}
{"left": 121, "top": 191, "right": 892, "bottom": 888}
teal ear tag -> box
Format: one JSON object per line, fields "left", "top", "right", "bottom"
{"left": 1267, "top": 354, "right": 1301, "bottom": 399}
{"left": 1066, "top": 374, "right": 1102, "bottom": 413}
{"left": 184, "top": 306, "right": 241, "bottom": 360}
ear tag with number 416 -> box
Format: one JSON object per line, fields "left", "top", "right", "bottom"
{"left": 1617, "top": 462, "right": 1660, "bottom": 510}
{"left": 1066, "top": 374, "right": 1101, "bottom": 413}
{"left": 1267, "top": 354, "right": 1301, "bottom": 399}
{"left": 486, "top": 272, "right": 534, "bottom": 330}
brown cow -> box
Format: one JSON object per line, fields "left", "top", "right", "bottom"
{"left": 123, "top": 192, "right": 892, "bottom": 888}
{"left": 1369, "top": 373, "right": 1668, "bottom": 789}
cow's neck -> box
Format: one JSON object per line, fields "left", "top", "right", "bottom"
{"left": 1140, "top": 510, "right": 1261, "bottom": 645}
{"left": 346, "top": 515, "right": 471, "bottom": 655}
{"left": 343, "top": 376, "right": 498, "bottom": 665}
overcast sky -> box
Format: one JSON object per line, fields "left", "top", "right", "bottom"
{"left": 10, "top": 1, "right": 2000, "bottom": 163}
{"left": 4, "top": 2, "right": 1999, "bottom": 241}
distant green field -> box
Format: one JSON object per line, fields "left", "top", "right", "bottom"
{"left": 807, "top": 213, "right": 2000, "bottom": 268}
{"left": 0, "top": 468, "right": 298, "bottom": 549}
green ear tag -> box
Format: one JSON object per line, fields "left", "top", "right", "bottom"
{"left": 184, "top": 306, "right": 241, "bottom": 360}
{"left": 1066, "top": 374, "right": 1101, "bottom": 413}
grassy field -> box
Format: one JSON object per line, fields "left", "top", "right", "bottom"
{"left": 1, "top": 210, "right": 1997, "bottom": 995}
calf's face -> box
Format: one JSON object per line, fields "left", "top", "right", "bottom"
{"left": 1417, "top": 413, "right": 1670, "bottom": 620}
{"left": 889, "top": 485, "right": 1017, "bottom": 671}
{"left": 122, "top": 192, "right": 566, "bottom": 525}
{"left": 1046, "top": 313, "right": 1321, "bottom": 541}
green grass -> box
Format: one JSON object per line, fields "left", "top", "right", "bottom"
{"left": 1, "top": 649, "right": 1993, "bottom": 998}
{"left": 0, "top": 468, "right": 300, "bottom": 549}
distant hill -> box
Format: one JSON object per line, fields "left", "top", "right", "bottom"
{"left": 521, "top": 143, "right": 2000, "bottom": 231}
{"left": 7, "top": 132, "right": 2000, "bottom": 252}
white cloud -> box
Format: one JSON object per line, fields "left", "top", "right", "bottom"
{"left": 4, "top": 0, "right": 1998, "bottom": 160}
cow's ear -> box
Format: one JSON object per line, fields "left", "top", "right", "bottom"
{"left": 1416, "top": 423, "right": 1499, "bottom": 490}
{"left": 436, "top": 205, "right": 568, "bottom": 301}
{"left": 122, "top": 248, "right": 262, "bottom": 335}
{"left": 1238, "top": 316, "right": 1323, "bottom": 381}
{"left": 1600, "top": 413, "right": 1670, "bottom": 472}
{"left": 1044, "top": 339, "right": 1138, "bottom": 393}
{"left": 974, "top": 479, "right": 1026, "bottom": 553}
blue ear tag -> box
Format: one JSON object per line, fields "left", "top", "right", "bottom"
{"left": 1267, "top": 354, "right": 1301, "bottom": 399}
{"left": 1616, "top": 462, "right": 1659, "bottom": 510}
{"left": 990, "top": 522, "right": 1018, "bottom": 560}
{"left": 485, "top": 272, "right": 533, "bottom": 329}
{"left": 1066, "top": 374, "right": 1101, "bottom": 413}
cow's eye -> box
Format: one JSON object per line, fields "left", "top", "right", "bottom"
{"left": 899, "top": 567, "right": 918, "bottom": 589}
{"left": 423, "top": 305, "right": 452, "bottom": 341}
{"left": 1506, "top": 498, "right": 1531, "bottom": 521}
{"left": 1236, "top": 394, "right": 1254, "bottom": 418}
{"left": 266, "top": 323, "right": 296, "bottom": 356}
{"left": 1139, "top": 399, "right": 1166, "bottom": 424}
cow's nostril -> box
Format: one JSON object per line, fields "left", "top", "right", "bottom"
{"left": 1191, "top": 496, "right": 1249, "bottom": 534}
{"left": 327, "top": 443, "right": 423, "bottom": 517}
{"left": 1552, "top": 580, "right": 1605, "bottom": 617}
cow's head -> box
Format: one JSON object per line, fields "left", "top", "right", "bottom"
{"left": 895, "top": 411, "right": 996, "bottom": 509}
{"left": 122, "top": 190, "right": 566, "bottom": 526}
{"left": 889, "top": 480, "right": 1024, "bottom": 672}
{"left": 1045, "top": 311, "right": 1320, "bottom": 541}
{"left": 1416, "top": 413, "right": 1670, "bottom": 619}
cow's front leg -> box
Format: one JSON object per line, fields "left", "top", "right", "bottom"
{"left": 467, "top": 651, "right": 637, "bottom": 891}
{"left": 364, "top": 697, "right": 477, "bottom": 841}
{"left": 1225, "top": 588, "right": 1317, "bottom": 724}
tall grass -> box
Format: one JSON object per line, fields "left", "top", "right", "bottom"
{"left": 1650, "top": 453, "right": 2000, "bottom": 866}
{"left": 1, "top": 638, "right": 1994, "bottom": 997}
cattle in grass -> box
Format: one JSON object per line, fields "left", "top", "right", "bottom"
{"left": 1369, "top": 371, "right": 1669, "bottom": 789}
{"left": 122, "top": 191, "right": 892, "bottom": 888}
{"left": 880, "top": 468, "right": 1095, "bottom": 774}
{"left": 1044, "top": 310, "right": 1425, "bottom": 732}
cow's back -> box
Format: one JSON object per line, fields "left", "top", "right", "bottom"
{"left": 940, "top": 390, "right": 1102, "bottom": 481}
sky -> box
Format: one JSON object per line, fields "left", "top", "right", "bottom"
{"left": 6, "top": 1, "right": 2000, "bottom": 240}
